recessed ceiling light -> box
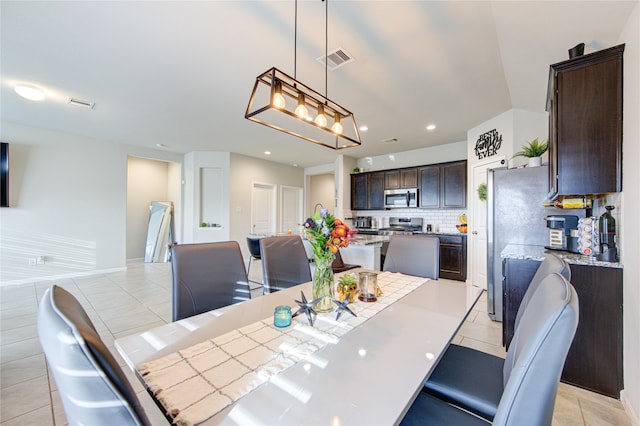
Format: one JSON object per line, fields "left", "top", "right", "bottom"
{"left": 293, "top": 164, "right": 298, "bottom": 167}
{"left": 426, "top": 124, "right": 436, "bottom": 131}
{"left": 359, "top": 125, "right": 368, "bottom": 132}
{"left": 264, "top": 151, "right": 271, "bottom": 155}
{"left": 14, "top": 85, "right": 45, "bottom": 101}
{"left": 156, "top": 143, "right": 168, "bottom": 148}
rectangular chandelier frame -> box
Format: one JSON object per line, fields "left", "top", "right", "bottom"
{"left": 245, "top": 67, "right": 361, "bottom": 150}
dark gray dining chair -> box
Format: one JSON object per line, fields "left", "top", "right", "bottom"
{"left": 170, "top": 241, "right": 251, "bottom": 321}
{"left": 246, "top": 236, "right": 263, "bottom": 290}
{"left": 331, "top": 249, "right": 360, "bottom": 273}
{"left": 260, "top": 235, "right": 312, "bottom": 294}
{"left": 422, "top": 254, "right": 571, "bottom": 421}
{"left": 383, "top": 234, "right": 439, "bottom": 279}
{"left": 38, "top": 285, "right": 151, "bottom": 426}
{"left": 401, "top": 272, "right": 579, "bottom": 426}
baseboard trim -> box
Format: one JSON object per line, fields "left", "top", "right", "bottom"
{"left": 621, "top": 390, "right": 640, "bottom": 426}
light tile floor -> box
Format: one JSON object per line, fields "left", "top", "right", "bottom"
{"left": 0, "top": 261, "right": 632, "bottom": 425}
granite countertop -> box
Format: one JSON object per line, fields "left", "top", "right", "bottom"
{"left": 349, "top": 235, "right": 389, "bottom": 246}
{"left": 501, "top": 244, "right": 623, "bottom": 269}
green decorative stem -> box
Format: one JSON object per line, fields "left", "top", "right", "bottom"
{"left": 313, "top": 254, "right": 335, "bottom": 313}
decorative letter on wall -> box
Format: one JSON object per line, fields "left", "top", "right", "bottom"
{"left": 474, "top": 129, "right": 502, "bottom": 160}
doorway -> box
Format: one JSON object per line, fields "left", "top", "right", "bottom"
{"left": 126, "top": 156, "right": 181, "bottom": 262}
{"left": 251, "top": 182, "right": 276, "bottom": 235}
{"left": 280, "top": 185, "right": 303, "bottom": 234}
{"left": 470, "top": 156, "right": 505, "bottom": 289}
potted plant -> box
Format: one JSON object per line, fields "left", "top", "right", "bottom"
{"left": 512, "top": 138, "right": 548, "bottom": 167}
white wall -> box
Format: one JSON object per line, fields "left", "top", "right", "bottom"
{"left": 356, "top": 140, "right": 467, "bottom": 171}
{"left": 619, "top": 3, "right": 639, "bottom": 422}
{"left": 229, "top": 153, "right": 304, "bottom": 259}
{"left": 183, "top": 152, "right": 230, "bottom": 244}
{"left": 308, "top": 174, "right": 335, "bottom": 215}
{"left": 0, "top": 122, "right": 182, "bottom": 285}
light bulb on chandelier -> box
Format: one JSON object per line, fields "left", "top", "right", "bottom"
{"left": 295, "top": 93, "right": 309, "bottom": 118}
{"left": 272, "top": 81, "right": 286, "bottom": 109}
{"left": 315, "top": 104, "right": 328, "bottom": 127}
{"left": 331, "top": 114, "right": 343, "bottom": 134}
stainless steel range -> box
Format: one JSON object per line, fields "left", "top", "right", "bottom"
{"left": 378, "top": 217, "right": 423, "bottom": 235}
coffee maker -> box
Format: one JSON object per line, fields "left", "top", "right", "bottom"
{"left": 545, "top": 215, "right": 579, "bottom": 253}
{"left": 597, "top": 206, "right": 618, "bottom": 262}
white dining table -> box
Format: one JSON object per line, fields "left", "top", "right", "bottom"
{"left": 115, "top": 271, "right": 482, "bottom": 426}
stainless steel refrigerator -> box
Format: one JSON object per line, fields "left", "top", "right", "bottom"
{"left": 486, "top": 165, "right": 580, "bottom": 321}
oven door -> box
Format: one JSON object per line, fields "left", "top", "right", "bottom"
{"left": 384, "top": 189, "right": 418, "bottom": 208}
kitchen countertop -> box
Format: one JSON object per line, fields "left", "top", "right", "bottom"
{"left": 349, "top": 235, "right": 389, "bottom": 246}
{"left": 501, "top": 244, "right": 623, "bottom": 269}
{"left": 355, "top": 229, "right": 467, "bottom": 237}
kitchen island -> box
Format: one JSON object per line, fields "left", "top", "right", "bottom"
{"left": 501, "top": 243, "right": 623, "bottom": 398}
{"left": 341, "top": 234, "right": 389, "bottom": 270}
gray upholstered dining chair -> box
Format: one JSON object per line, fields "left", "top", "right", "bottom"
{"left": 422, "top": 254, "right": 571, "bottom": 421}
{"left": 401, "top": 272, "right": 579, "bottom": 426}
{"left": 246, "top": 236, "right": 263, "bottom": 290}
{"left": 382, "top": 234, "right": 439, "bottom": 279}
{"left": 38, "top": 285, "right": 151, "bottom": 426}
{"left": 170, "top": 241, "right": 251, "bottom": 321}
{"left": 260, "top": 235, "right": 312, "bottom": 294}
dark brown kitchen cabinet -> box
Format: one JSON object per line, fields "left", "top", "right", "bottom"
{"left": 384, "top": 168, "right": 418, "bottom": 189}
{"left": 418, "top": 165, "right": 439, "bottom": 208}
{"left": 368, "top": 172, "right": 385, "bottom": 210}
{"left": 547, "top": 44, "right": 624, "bottom": 197}
{"left": 503, "top": 258, "right": 623, "bottom": 398}
{"left": 418, "top": 160, "right": 467, "bottom": 209}
{"left": 351, "top": 173, "right": 368, "bottom": 210}
{"left": 351, "top": 172, "right": 384, "bottom": 211}
{"left": 438, "top": 234, "right": 467, "bottom": 281}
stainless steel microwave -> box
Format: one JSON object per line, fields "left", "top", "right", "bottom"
{"left": 384, "top": 188, "right": 418, "bottom": 208}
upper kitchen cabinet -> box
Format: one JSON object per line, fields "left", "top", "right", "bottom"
{"left": 547, "top": 44, "right": 624, "bottom": 197}
{"left": 384, "top": 168, "right": 418, "bottom": 189}
{"left": 351, "top": 171, "right": 384, "bottom": 211}
{"left": 419, "top": 160, "right": 467, "bottom": 209}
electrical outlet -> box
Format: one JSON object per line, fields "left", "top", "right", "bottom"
{"left": 28, "top": 258, "right": 37, "bottom": 265}
{"left": 36, "top": 256, "right": 45, "bottom": 265}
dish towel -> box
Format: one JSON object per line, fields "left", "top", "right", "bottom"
{"left": 139, "top": 272, "right": 427, "bottom": 426}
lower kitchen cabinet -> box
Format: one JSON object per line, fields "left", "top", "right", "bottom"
{"left": 438, "top": 234, "right": 467, "bottom": 281}
{"left": 503, "top": 258, "right": 623, "bottom": 398}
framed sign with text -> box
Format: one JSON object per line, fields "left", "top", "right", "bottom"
{"left": 474, "top": 129, "right": 502, "bottom": 159}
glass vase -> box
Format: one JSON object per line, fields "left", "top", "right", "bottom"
{"left": 313, "top": 254, "right": 335, "bottom": 313}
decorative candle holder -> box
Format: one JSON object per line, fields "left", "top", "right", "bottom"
{"left": 274, "top": 305, "right": 292, "bottom": 327}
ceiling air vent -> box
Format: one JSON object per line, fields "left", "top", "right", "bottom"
{"left": 317, "top": 48, "right": 354, "bottom": 71}
{"left": 382, "top": 138, "right": 399, "bottom": 144}
{"left": 66, "top": 97, "right": 95, "bottom": 109}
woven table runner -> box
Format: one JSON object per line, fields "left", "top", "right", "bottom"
{"left": 139, "top": 272, "right": 427, "bottom": 426}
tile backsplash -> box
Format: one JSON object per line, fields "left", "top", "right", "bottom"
{"left": 350, "top": 209, "right": 467, "bottom": 233}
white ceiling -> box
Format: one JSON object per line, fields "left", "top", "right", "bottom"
{"left": 1, "top": 1, "right": 636, "bottom": 168}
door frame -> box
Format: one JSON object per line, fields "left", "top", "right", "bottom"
{"left": 251, "top": 182, "right": 277, "bottom": 235}
{"left": 280, "top": 185, "right": 303, "bottom": 234}
{"left": 469, "top": 156, "right": 506, "bottom": 289}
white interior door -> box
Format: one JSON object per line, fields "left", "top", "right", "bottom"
{"left": 471, "top": 157, "right": 505, "bottom": 289}
{"left": 251, "top": 183, "right": 276, "bottom": 235}
{"left": 280, "top": 186, "right": 303, "bottom": 234}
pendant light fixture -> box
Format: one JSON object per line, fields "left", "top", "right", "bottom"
{"left": 245, "top": 0, "right": 361, "bottom": 150}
